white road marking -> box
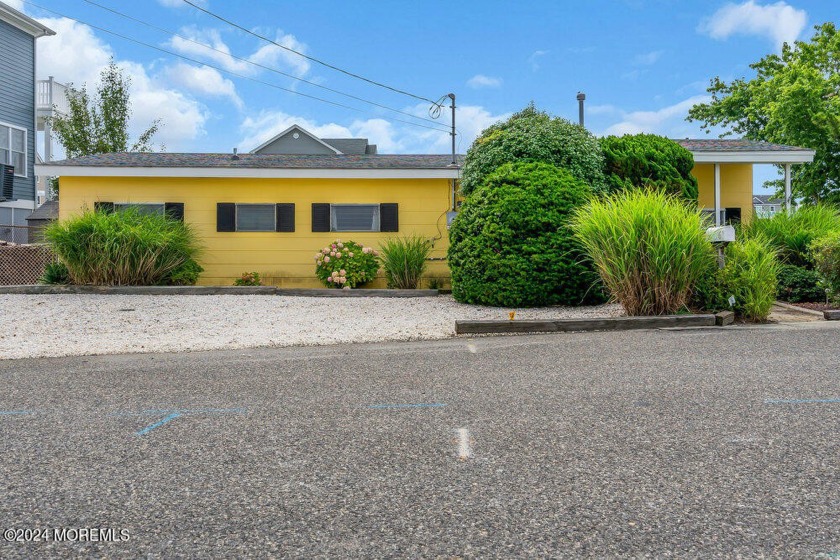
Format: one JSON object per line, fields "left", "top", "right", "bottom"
{"left": 457, "top": 428, "right": 472, "bottom": 461}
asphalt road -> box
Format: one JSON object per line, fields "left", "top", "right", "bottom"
{"left": 0, "top": 321, "right": 838, "bottom": 558}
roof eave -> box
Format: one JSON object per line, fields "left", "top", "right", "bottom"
{"left": 34, "top": 165, "right": 461, "bottom": 179}
{"left": 0, "top": 5, "right": 56, "bottom": 38}
{"left": 690, "top": 150, "right": 816, "bottom": 164}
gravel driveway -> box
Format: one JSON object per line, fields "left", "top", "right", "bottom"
{"left": 0, "top": 295, "right": 622, "bottom": 360}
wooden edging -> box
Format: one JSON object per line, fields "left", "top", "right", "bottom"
{"left": 455, "top": 314, "right": 717, "bottom": 335}
{"left": 0, "top": 285, "right": 441, "bottom": 297}
{"left": 825, "top": 310, "right": 840, "bottom": 321}
{"left": 772, "top": 300, "right": 826, "bottom": 318}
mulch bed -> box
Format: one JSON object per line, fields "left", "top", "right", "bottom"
{"left": 786, "top": 301, "right": 840, "bottom": 312}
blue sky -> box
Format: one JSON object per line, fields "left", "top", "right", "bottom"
{"left": 11, "top": 0, "right": 838, "bottom": 192}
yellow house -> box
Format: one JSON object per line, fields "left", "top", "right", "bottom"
{"left": 36, "top": 128, "right": 814, "bottom": 287}
{"left": 674, "top": 139, "right": 815, "bottom": 225}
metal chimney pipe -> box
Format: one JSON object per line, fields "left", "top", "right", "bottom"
{"left": 576, "top": 92, "right": 586, "bottom": 127}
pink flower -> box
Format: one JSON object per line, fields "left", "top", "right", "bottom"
{"left": 332, "top": 271, "right": 339, "bottom": 277}
{"left": 322, "top": 248, "right": 329, "bottom": 254}
{"left": 339, "top": 269, "right": 346, "bottom": 275}
{"left": 337, "top": 242, "right": 344, "bottom": 249}
{"left": 348, "top": 252, "right": 354, "bottom": 257}
{"left": 324, "top": 256, "right": 330, "bottom": 262}
{"left": 339, "top": 277, "right": 346, "bottom": 283}
{"left": 336, "top": 252, "right": 342, "bottom": 258}
{"left": 326, "top": 276, "right": 333, "bottom": 282}
{"left": 331, "top": 244, "right": 336, "bottom": 249}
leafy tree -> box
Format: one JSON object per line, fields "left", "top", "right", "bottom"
{"left": 49, "top": 59, "right": 161, "bottom": 159}
{"left": 448, "top": 161, "right": 604, "bottom": 307}
{"left": 460, "top": 103, "right": 605, "bottom": 196}
{"left": 600, "top": 134, "right": 698, "bottom": 201}
{"left": 687, "top": 22, "right": 840, "bottom": 205}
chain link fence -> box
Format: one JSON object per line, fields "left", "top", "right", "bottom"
{"left": 0, "top": 225, "right": 55, "bottom": 285}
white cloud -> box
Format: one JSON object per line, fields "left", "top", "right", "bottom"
{"left": 633, "top": 50, "right": 663, "bottom": 66}
{"left": 35, "top": 17, "right": 208, "bottom": 152}
{"left": 699, "top": 1, "right": 807, "bottom": 50}
{"left": 528, "top": 50, "right": 548, "bottom": 71}
{"left": 163, "top": 63, "right": 242, "bottom": 109}
{"left": 238, "top": 104, "right": 511, "bottom": 155}
{"left": 466, "top": 74, "right": 502, "bottom": 89}
{"left": 3, "top": 0, "right": 24, "bottom": 10}
{"left": 602, "top": 95, "right": 712, "bottom": 137}
{"left": 168, "top": 27, "right": 310, "bottom": 77}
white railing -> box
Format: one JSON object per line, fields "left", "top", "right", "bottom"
{"left": 36, "top": 78, "right": 69, "bottom": 115}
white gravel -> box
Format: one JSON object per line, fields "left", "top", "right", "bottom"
{"left": 0, "top": 294, "right": 623, "bottom": 360}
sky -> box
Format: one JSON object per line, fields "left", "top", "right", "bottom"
{"left": 9, "top": 0, "right": 838, "bottom": 193}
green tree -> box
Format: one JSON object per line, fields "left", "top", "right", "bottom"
{"left": 600, "top": 134, "right": 698, "bottom": 202}
{"left": 460, "top": 103, "right": 605, "bottom": 196}
{"left": 49, "top": 60, "right": 161, "bottom": 159}
{"left": 687, "top": 22, "right": 840, "bottom": 205}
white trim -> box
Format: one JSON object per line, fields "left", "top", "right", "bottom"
{"left": 0, "top": 4, "right": 56, "bottom": 38}
{"left": 0, "top": 199, "right": 36, "bottom": 210}
{"left": 0, "top": 120, "right": 28, "bottom": 178}
{"left": 35, "top": 165, "right": 461, "bottom": 179}
{"left": 690, "top": 150, "right": 815, "bottom": 164}
{"left": 250, "top": 124, "right": 342, "bottom": 155}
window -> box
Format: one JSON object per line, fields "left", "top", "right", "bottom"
{"left": 236, "top": 204, "right": 276, "bottom": 231}
{"left": 114, "top": 203, "right": 165, "bottom": 216}
{"left": 0, "top": 123, "right": 26, "bottom": 177}
{"left": 330, "top": 204, "right": 380, "bottom": 232}
{"left": 769, "top": 206, "right": 775, "bottom": 212}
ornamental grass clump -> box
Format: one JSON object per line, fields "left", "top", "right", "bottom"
{"left": 315, "top": 239, "right": 379, "bottom": 288}
{"left": 570, "top": 189, "right": 715, "bottom": 315}
{"left": 718, "top": 237, "right": 780, "bottom": 321}
{"left": 44, "top": 208, "right": 200, "bottom": 286}
{"left": 379, "top": 235, "right": 431, "bottom": 289}
{"left": 742, "top": 205, "right": 840, "bottom": 267}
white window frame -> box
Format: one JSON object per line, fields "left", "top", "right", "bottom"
{"left": 0, "top": 121, "right": 27, "bottom": 178}
{"left": 330, "top": 204, "right": 380, "bottom": 232}
{"left": 236, "top": 203, "right": 275, "bottom": 232}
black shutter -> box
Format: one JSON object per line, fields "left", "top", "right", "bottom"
{"left": 94, "top": 201, "right": 114, "bottom": 214}
{"left": 164, "top": 202, "right": 185, "bottom": 222}
{"left": 217, "top": 203, "right": 236, "bottom": 232}
{"left": 312, "top": 203, "right": 330, "bottom": 232}
{"left": 275, "top": 203, "right": 295, "bottom": 232}
{"left": 0, "top": 165, "right": 14, "bottom": 200}
{"left": 380, "top": 203, "right": 399, "bottom": 232}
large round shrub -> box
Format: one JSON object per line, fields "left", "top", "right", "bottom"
{"left": 600, "top": 133, "right": 698, "bottom": 201}
{"left": 448, "top": 162, "right": 603, "bottom": 307}
{"left": 460, "top": 104, "right": 605, "bottom": 196}
{"left": 571, "top": 189, "right": 715, "bottom": 316}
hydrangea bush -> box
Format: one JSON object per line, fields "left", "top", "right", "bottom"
{"left": 315, "top": 239, "right": 379, "bottom": 288}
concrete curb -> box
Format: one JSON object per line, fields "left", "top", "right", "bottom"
{"left": 825, "top": 310, "right": 840, "bottom": 321}
{"left": 275, "top": 288, "right": 439, "bottom": 298}
{"left": 455, "top": 314, "right": 717, "bottom": 335}
{"left": 772, "top": 301, "right": 826, "bottom": 318}
{"left": 0, "top": 285, "right": 441, "bottom": 297}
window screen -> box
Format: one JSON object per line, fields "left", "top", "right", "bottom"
{"left": 115, "top": 203, "right": 165, "bottom": 216}
{"left": 331, "top": 204, "right": 380, "bottom": 232}
{"left": 236, "top": 204, "right": 275, "bottom": 231}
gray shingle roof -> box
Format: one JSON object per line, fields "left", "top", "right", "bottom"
{"left": 39, "top": 153, "right": 463, "bottom": 169}
{"left": 26, "top": 200, "right": 58, "bottom": 221}
{"left": 322, "top": 139, "right": 370, "bottom": 155}
{"left": 675, "top": 139, "right": 813, "bottom": 152}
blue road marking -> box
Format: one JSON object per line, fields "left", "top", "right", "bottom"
{"left": 136, "top": 412, "right": 181, "bottom": 436}
{"left": 111, "top": 407, "right": 247, "bottom": 417}
{"left": 0, "top": 410, "right": 33, "bottom": 416}
{"left": 765, "top": 398, "right": 840, "bottom": 405}
{"left": 368, "top": 403, "right": 447, "bottom": 409}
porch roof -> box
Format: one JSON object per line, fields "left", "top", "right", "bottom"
{"left": 675, "top": 139, "right": 815, "bottom": 164}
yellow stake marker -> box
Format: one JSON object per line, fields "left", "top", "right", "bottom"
{"left": 509, "top": 311, "right": 516, "bottom": 321}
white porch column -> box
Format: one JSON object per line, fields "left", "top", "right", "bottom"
{"left": 784, "top": 163, "right": 792, "bottom": 212}
{"left": 714, "top": 163, "right": 721, "bottom": 226}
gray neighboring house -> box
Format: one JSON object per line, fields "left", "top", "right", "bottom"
{"left": 753, "top": 194, "right": 795, "bottom": 218}
{"left": 251, "top": 124, "right": 378, "bottom": 155}
{"left": 0, "top": 2, "right": 54, "bottom": 242}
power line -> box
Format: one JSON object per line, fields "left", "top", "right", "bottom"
{"left": 22, "top": 1, "right": 451, "bottom": 133}
{"left": 181, "top": 0, "right": 440, "bottom": 106}
{"left": 78, "top": 0, "right": 446, "bottom": 128}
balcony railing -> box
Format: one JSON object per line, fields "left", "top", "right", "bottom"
{"left": 36, "top": 77, "right": 69, "bottom": 115}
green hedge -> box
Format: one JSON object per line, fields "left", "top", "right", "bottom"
{"left": 449, "top": 162, "right": 603, "bottom": 307}
{"left": 460, "top": 104, "right": 605, "bottom": 196}
{"left": 600, "top": 133, "right": 698, "bottom": 201}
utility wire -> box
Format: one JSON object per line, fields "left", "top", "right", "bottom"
{"left": 22, "top": 1, "right": 451, "bottom": 133}
{"left": 79, "top": 0, "right": 446, "bottom": 128}
{"left": 181, "top": 0, "right": 441, "bottom": 106}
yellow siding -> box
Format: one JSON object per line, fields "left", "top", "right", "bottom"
{"left": 692, "top": 163, "right": 754, "bottom": 223}
{"left": 58, "top": 177, "right": 453, "bottom": 287}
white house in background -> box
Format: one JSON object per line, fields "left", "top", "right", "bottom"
{"left": 0, "top": 1, "right": 54, "bottom": 243}
{"left": 753, "top": 194, "right": 795, "bottom": 218}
